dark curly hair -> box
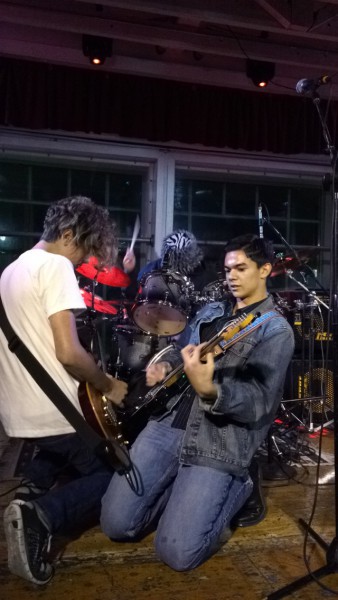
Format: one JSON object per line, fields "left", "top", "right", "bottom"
{"left": 41, "top": 196, "right": 117, "bottom": 266}
{"left": 224, "top": 234, "right": 275, "bottom": 268}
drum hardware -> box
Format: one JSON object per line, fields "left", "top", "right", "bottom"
{"left": 270, "top": 248, "right": 320, "bottom": 279}
{"left": 131, "top": 269, "right": 192, "bottom": 336}
{"left": 76, "top": 300, "right": 108, "bottom": 370}
{"left": 271, "top": 291, "right": 291, "bottom": 316}
{"left": 190, "top": 279, "right": 229, "bottom": 312}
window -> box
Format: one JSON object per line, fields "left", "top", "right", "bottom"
{"left": 0, "top": 160, "right": 144, "bottom": 273}
{"left": 174, "top": 173, "right": 324, "bottom": 290}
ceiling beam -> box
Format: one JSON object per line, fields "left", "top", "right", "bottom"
{"left": 1, "top": 3, "right": 338, "bottom": 66}
{"left": 0, "top": 17, "right": 337, "bottom": 73}
{"left": 2, "top": 0, "right": 337, "bottom": 45}
{"left": 253, "top": 0, "right": 291, "bottom": 28}
{"left": 310, "top": 4, "right": 338, "bottom": 31}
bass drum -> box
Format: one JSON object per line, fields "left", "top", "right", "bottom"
{"left": 131, "top": 270, "right": 193, "bottom": 336}
{"left": 109, "top": 323, "right": 168, "bottom": 380}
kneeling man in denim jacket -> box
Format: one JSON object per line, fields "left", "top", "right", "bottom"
{"left": 101, "top": 234, "right": 295, "bottom": 571}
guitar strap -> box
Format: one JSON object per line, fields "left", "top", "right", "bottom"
{"left": 0, "top": 296, "right": 131, "bottom": 474}
{"left": 218, "top": 309, "right": 280, "bottom": 351}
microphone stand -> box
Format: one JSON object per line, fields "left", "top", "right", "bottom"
{"left": 265, "top": 91, "right": 338, "bottom": 598}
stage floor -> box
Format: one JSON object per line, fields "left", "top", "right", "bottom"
{"left": 0, "top": 428, "right": 337, "bottom": 600}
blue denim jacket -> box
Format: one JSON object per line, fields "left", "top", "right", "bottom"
{"left": 162, "top": 295, "right": 294, "bottom": 476}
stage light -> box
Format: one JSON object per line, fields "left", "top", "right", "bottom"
{"left": 82, "top": 35, "right": 113, "bottom": 66}
{"left": 246, "top": 59, "right": 275, "bottom": 88}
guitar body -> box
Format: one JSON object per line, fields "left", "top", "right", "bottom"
{"left": 78, "top": 381, "right": 126, "bottom": 445}
{"left": 120, "top": 367, "right": 190, "bottom": 443}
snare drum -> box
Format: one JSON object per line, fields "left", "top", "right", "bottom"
{"left": 131, "top": 270, "right": 192, "bottom": 336}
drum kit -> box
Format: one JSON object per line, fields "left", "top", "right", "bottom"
{"left": 76, "top": 258, "right": 227, "bottom": 380}
{"left": 76, "top": 247, "right": 329, "bottom": 427}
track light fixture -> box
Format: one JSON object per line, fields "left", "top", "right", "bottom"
{"left": 246, "top": 59, "right": 275, "bottom": 88}
{"left": 82, "top": 34, "right": 113, "bottom": 66}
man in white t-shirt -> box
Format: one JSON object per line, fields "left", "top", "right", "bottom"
{"left": 0, "top": 196, "right": 132, "bottom": 585}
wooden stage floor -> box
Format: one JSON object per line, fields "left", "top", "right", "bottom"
{"left": 0, "top": 429, "right": 337, "bottom": 600}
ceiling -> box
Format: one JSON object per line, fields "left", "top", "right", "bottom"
{"left": 1, "top": 0, "right": 338, "bottom": 98}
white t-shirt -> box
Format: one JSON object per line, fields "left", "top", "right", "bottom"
{"left": 0, "top": 249, "right": 86, "bottom": 437}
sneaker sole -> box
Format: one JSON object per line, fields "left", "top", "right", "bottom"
{"left": 3, "top": 501, "right": 53, "bottom": 585}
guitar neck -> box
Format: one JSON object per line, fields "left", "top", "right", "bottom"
{"left": 160, "top": 313, "right": 255, "bottom": 388}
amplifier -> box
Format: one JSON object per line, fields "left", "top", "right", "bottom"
{"left": 283, "top": 359, "right": 334, "bottom": 417}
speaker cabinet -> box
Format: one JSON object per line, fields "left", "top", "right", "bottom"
{"left": 284, "top": 359, "right": 334, "bottom": 416}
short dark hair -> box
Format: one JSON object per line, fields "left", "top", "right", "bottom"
{"left": 41, "top": 196, "right": 117, "bottom": 265}
{"left": 224, "top": 234, "right": 275, "bottom": 268}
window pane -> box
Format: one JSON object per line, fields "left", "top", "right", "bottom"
{"left": 173, "top": 214, "right": 189, "bottom": 230}
{"left": 32, "top": 204, "right": 48, "bottom": 233}
{"left": 191, "top": 180, "right": 223, "bottom": 213}
{"left": 290, "top": 187, "right": 321, "bottom": 219}
{"left": 32, "top": 166, "right": 68, "bottom": 202}
{"left": 192, "top": 216, "right": 256, "bottom": 241}
{"left": 290, "top": 221, "right": 319, "bottom": 246}
{"left": 226, "top": 183, "right": 256, "bottom": 215}
{"left": 0, "top": 201, "right": 46, "bottom": 233}
{"left": 109, "top": 174, "right": 142, "bottom": 209}
{"left": 109, "top": 210, "right": 139, "bottom": 238}
{"left": 0, "top": 163, "right": 29, "bottom": 200}
{"left": 263, "top": 219, "right": 287, "bottom": 243}
{"left": 0, "top": 202, "right": 33, "bottom": 231}
{"left": 258, "top": 185, "right": 288, "bottom": 218}
{"left": 71, "top": 170, "right": 106, "bottom": 205}
{"left": 174, "top": 179, "right": 189, "bottom": 211}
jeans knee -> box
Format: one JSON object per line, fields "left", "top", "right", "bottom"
{"left": 100, "top": 506, "right": 134, "bottom": 540}
{"left": 155, "top": 538, "right": 200, "bottom": 572}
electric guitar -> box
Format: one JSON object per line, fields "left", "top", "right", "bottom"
{"left": 124, "top": 312, "right": 256, "bottom": 424}
{"left": 78, "top": 310, "right": 277, "bottom": 445}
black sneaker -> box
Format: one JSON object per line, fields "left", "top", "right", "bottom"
{"left": 3, "top": 500, "right": 53, "bottom": 585}
{"left": 14, "top": 480, "right": 49, "bottom": 502}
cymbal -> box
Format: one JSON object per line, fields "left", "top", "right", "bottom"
{"left": 80, "top": 289, "right": 118, "bottom": 315}
{"left": 76, "top": 256, "right": 131, "bottom": 287}
{"left": 270, "top": 249, "right": 318, "bottom": 278}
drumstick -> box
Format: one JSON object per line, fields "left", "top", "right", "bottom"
{"left": 129, "top": 215, "right": 140, "bottom": 252}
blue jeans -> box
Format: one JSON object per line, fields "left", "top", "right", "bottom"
{"left": 101, "top": 416, "right": 252, "bottom": 571}
{"left": 24, "top": 433, "right": 113, "bottom": 534}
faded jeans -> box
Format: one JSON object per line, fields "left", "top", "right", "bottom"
{"left": 101, "top": 415, "right": 252, "bottom": 571}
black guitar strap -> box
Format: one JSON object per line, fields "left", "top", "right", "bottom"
{"left": 0, "top": 296, "right": 131, "bottom": 473}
